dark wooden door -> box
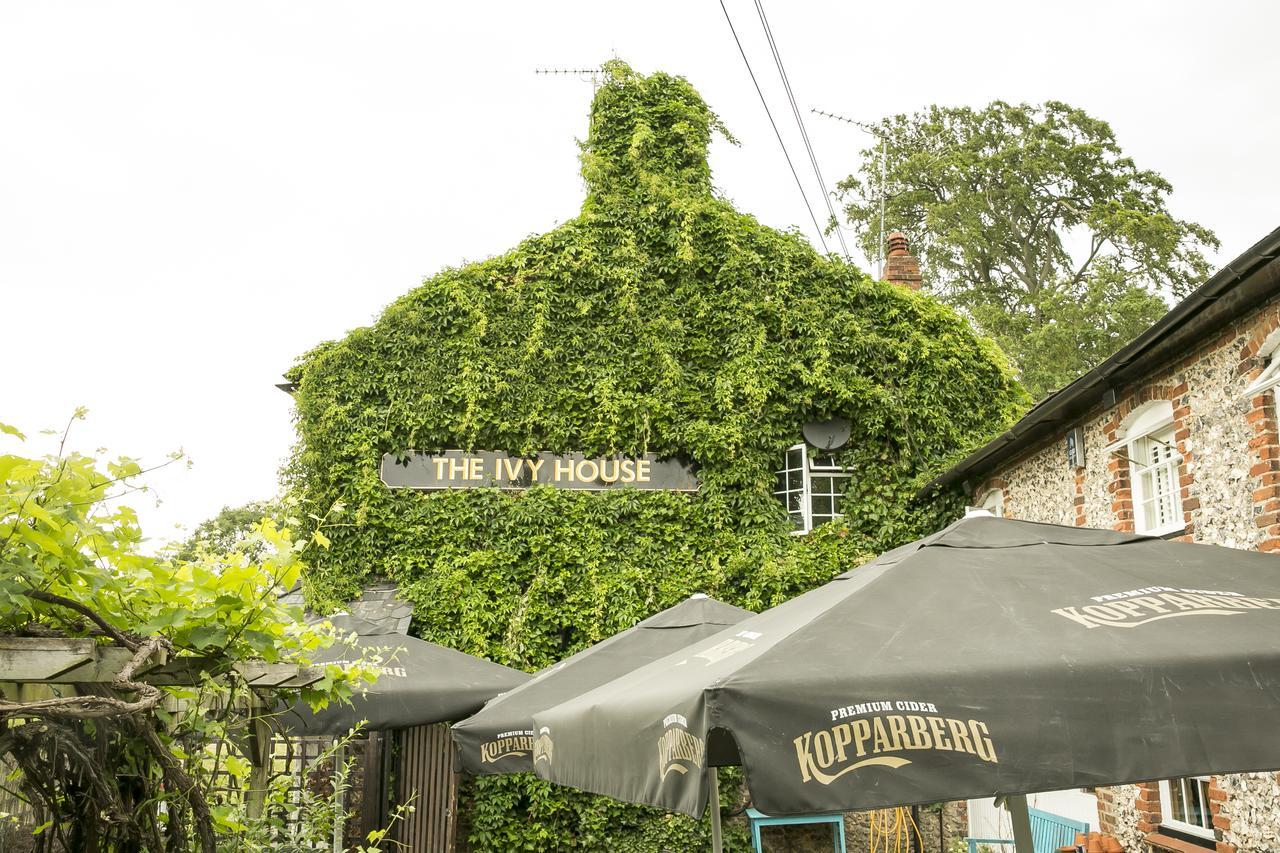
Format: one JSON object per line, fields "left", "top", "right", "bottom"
{"left": 393, "top": 724, "right": 458, "bottom": 851}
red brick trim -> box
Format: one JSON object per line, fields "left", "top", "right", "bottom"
{"left": 1102, "top": 386, "right": 1195, "bottom": 535}
{"left": 1208, "top": 777, "right": 1237, "bottom": 852}
{"left": 1238, "top": 327, "right": 1280, "bottom": 552}
{"left": 973, "top": 477, "right": 1009, "bottom": 515}
{"left": 1095, "top": 785, "right": 1119, "bottom": 835}
{"left": 1073, "top": 468, "right": 1086, "bottom": 527}
{"left": 1135, "top": 781, "right": 1163, "bottom": 834}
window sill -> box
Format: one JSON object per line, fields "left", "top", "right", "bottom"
{"left": 1145, "top": 830, "right": 1216, "bottom": 852}
{"left": 1137, "top": 524, "right": 1187, "bottom": 539}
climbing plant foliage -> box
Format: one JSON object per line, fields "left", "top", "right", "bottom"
{"left": 285, "top": 62, "right": 1027, "bottom": 850}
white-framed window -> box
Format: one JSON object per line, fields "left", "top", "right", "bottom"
{"left": 1243, "top": 328, "right": 1280, "bottom": 399}
{"left": 1119, "top": 401, "right": 1184, "bottom": 536}
{"left": 1244, "top": 356, "right": 1280, "bottom": 398}
{"left": 773, "top": 444, "right": 852, "bottom": 534}
{"left": 977, "top": 488, "right": 1004, "bottom": 518}
{"left": 1159, "top": 776, "right": 1214, "bottom": 839}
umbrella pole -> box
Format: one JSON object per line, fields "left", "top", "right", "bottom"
{"left": 708, "top": 767, "right": 723, "bottom": 853}
{"left": 1006, "top": 794, "right": 1034, "bottom": 853}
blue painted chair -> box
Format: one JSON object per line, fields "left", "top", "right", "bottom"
{"left": 966, "top": 807, "right": 1089, "bottom": 853}
{"left": 747, "top": 807, "right": 846, "bottom": 853}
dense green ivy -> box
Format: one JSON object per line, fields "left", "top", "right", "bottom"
{"left": 285, "top": 62, "right": 1027, "bottom": 851}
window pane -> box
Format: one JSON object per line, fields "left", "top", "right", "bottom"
{"left": 1131, "top": 426, "right": 1182, "bottom": 533}
{"left": 1190, "top": 778, "right": 1210, "bottom": 828}
{"left": 811, "top": 495, "right": 833, "bottom": 517}
{"left": 1169, "top": 778, "right": 1188, "bottom": 824}
{"left": 1166, "top": 777, "right": 1213, "bottom": 830}
{"left": 788, "top": 490, "right": 804, "bottom": 515}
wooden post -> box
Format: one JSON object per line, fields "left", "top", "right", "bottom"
{"left": 358, "top": 732, "right": 385, "bottom": 841}
{"left": 333, "top": 743, "right": 346, "bottom": 853}
{"left": 245, "top": 694, "right": 272, "bottom": 821}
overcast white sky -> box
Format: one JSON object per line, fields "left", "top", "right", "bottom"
{"left": 3, "top": 1, "right": 1277, "bottom": 545}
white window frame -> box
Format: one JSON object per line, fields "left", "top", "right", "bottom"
{"left": 1243, "top": 328, "right": 1280, "bottom": 398}
{"left": 1120, "top": 402, "right": 1185, "bottom": 537}
{"left": 977, "top": 488, "right": 1004, "bottom": 518}
{"left": 773, "top": 443, "right": 852, "bottom": 534}
{"left": 1244, "top": 356, "right": 1280, "bottom": 398}
{"left": 1159, "top": 776, "right": 1215, "bottom": 840}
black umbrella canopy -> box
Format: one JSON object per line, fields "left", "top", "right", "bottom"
{"left": 280, "top": 614, "right": 530, "bottom": 735}
{"left": 531, "top": 516, "right": 1280, "bottom": 817}
{"left": 452, "top": 594, "right": 753, "bottom": 775}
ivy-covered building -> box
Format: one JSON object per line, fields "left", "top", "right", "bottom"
{"left": 284, "top": 62, "right": 1025, "bottom": 851}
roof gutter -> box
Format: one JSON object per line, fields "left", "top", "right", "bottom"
{"left": 920, "top": 226, "right": 1280, "bottom": 497}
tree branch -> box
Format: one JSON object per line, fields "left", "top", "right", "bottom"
{"left": 23, "top": 589, "right": 139, "bottom": 651}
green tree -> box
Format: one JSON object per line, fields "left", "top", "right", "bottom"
{"left": 0, "top": 412, "right": 373, "bottom": 852}
{"left": 174, "top": 500, "right": 281, "bottom": 562}
{"left": 837, "top": 100, "right": 1218, "bottom": 398}
{"left": 286, "top": 61, "right": 1027, "bottom": 850}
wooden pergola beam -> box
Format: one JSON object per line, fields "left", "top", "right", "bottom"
{"left": 0, "top": 638, "right": 95, "bottom": 681}
{"left": 0, "top": 640, "right": 321, "bottom": 689}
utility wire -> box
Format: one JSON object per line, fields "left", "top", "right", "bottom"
{"left": 751, "top": 0, "right": 850, "bottom": 258}
{"left": 717, "top": 0, "right": 830, "bottom": 254}
{"left": 812, "top": 107, "right": 890, "bottom": 273}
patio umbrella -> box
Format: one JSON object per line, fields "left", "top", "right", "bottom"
{"left": 279, "top": 614, "right": 530, "bottom": 734}
{"left": 452, "top": 594, "right": 753, "bottom": 775}
{"left": 531, "top": 516, "right": 1280, "bottom": 851}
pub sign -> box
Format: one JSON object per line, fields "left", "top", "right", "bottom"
{"left": 380, "top": 451, "right": 699, "bottom": 492}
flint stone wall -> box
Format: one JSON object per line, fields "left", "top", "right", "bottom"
{"left": 972, "top": 293, "right": 1280, "bottom": 851}
{"left": 1216, "top": 773, "right": 1280, "bottom": 852}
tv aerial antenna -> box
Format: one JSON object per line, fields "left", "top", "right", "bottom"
{"left": 535, "top": 66, "right": 604, "bottom": 94}
{"left": 812, "top": 108, "right": 888, "bottom": 277}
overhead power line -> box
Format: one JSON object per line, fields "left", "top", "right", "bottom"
{"left": 812, "top": 108, "right": 889, "bottom": 275}
{"left": 716, "top": 0, "right": 830, "bottom": 255}
{"left": 751, "top": 0, "right": 850, "bottom": 258}
{"left": 812, "top": 108, "right": 955, "bottom": 276}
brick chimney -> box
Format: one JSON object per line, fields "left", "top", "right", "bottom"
{"left": 883, "top": 232, "right": 922, "bottom": 291}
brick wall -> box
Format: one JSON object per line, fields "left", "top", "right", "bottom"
{"left": 970, "top": 292, "right": 1280, "bottom": 850}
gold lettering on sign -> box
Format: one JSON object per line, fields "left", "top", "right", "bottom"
{"left": 532, "top": 728, "right": 554, "bottom": 766}
{"left": 794, "top": 714, "right": 998, "bottom": 786}
{"left": 1051, "top": 590, "right": 1280, "bottom": 629}
{"left": 657, "top": 723, "right": 705, "bottom": 780}
{"left": 382, "top": 451, "right": 699, "bottom": 492}
{"left": 480, "top": 734, "right": 535, "bottom": 764}
{"left": 447, "top": 456, "right": 470, "bottom": 480}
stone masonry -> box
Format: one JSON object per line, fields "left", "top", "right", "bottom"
{"left": 971, "top": 292, "right": 1280, "bottom": 852}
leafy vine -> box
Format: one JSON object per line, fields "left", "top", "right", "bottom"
{"left": 286, "top": 61, "right": 1026, "bottom": 850}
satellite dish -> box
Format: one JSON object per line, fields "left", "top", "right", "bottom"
{"left": 802, "top": 417, "right": 851, "bottom": 451}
